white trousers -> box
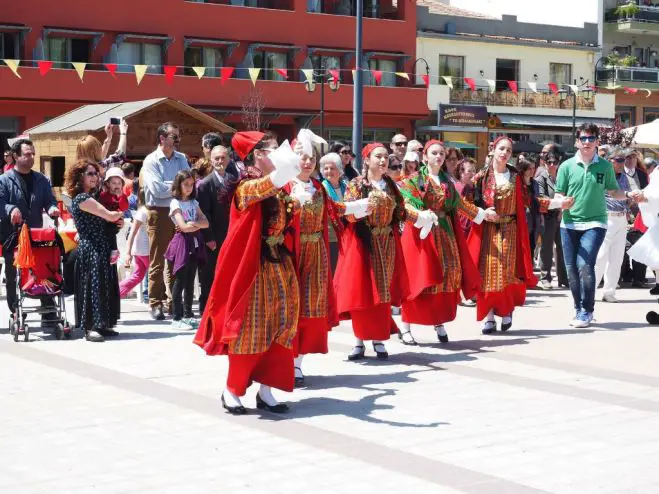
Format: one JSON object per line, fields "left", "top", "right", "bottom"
{"left": 595, "top": 214, "right": 628, "bottom": 297}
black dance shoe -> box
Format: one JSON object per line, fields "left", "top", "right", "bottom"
{"left": 221, "top": 394, "right": 247, "bottom": 415}
{"left": 482, "top": 321, "right": 497, "bottom": 335}
{"left": 372, "top": 342, "right": 389, "bottom": 360}
{"left": 256, "top": 393, "right": 289, "bottom": 413}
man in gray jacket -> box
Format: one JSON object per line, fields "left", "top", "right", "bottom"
{"left": 0, "top": 138, "right": 60, "bottom": 316}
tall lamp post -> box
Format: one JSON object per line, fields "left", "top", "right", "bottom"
{"left": 561, "top": 77, "right": 592, "bottom": 151}
{"left": 414, "top": 58, "right": 430, "bottom": 138}
{"left": 305, "top": 63, "right": 340, "bottom": 154}
{"left": 352, "top": 0, "right": 364, "bottom": 169}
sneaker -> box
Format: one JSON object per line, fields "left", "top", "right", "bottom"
{"left": 569, "top": 310, "right": 581, "bottom": 327}
{"left": 602, "top": 294, "right": 618, "bottom": 303}
{"left": 171, "top": 319, "right": 193, "bottom": 331}
{"left": 571, "top": 311, "right": 590, "bottom": 329}
{"left": 182, "top": 318, "right": 199, "bottom": 329}
{"left": 537, "top": 279, "right": 552, "bottom": 290}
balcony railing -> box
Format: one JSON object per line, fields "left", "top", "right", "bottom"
{"left": 596, "top": 66, "right": 659, "bottom": 83}
{"left": 185, "top": 0, "right": 294, "bottom": 10}
{"left": 605, "top": 5, "right": 659, "bottom": 23}
{"left": 449, "top": 87, "right": 595, "bottom": 110}
{"left": 307, "top": 0, "right": 399, "bottom": 19}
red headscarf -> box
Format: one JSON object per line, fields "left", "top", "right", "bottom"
{"left": 491, "top": 135, "right": 513, "bottom": 151}
{"left": 231, "top": 131, "right": 265, "bottom": 160}
{"left": 423, "top": 139, "right": 444, "bottom": 156}
{"left": 361, "top": 142, "right": 386, "bottom": 160}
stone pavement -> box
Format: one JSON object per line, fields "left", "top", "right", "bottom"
{"left": 1, "top": 283, "right": 658, "bottom": 494}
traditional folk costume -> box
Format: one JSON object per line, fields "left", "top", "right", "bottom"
{"left": 468, "top": 160, "right": 537, "bottom": 333}
{"left": 334, "top": 143, "right": 430, "bottom": 361}
{"left": 398, "top": 163, "right": 486, "bottom": 343}
{"left": 193, "top": 133, "right": 304, "bottom": 414}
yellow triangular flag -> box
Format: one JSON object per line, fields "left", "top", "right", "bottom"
{"left": 192, "top": 66, "right": 205, "bottom": 79}
{"left": 302, "top": 69, "right": 314, "bottom": 84}
{"left": 248, "top": 68, "right": 260, "bottom": 86}
{"left": 442, "top": 76, "right": 453, "bottom": 89}
{"left": 3, "top": 59, "right": 21, "bottom": 79}
{"left": 352, "top": 69, "right": 356, "bottom": 80}
{"left": 395, "top": 72, "right": 410, "bottom": 80}
{"left": 72, "top": 62, "right": 86, "bottom": 82}
{"left": 134, "top": 65, "right": 148, "bottom": 85}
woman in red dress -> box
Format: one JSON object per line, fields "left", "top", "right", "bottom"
{"left": 334, "top": 143, "right": 436, "bottom": 360}
{"left": 468, "top": 136, "right": 537, "bottom": 334}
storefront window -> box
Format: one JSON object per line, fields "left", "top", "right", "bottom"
{"left": 644, "top": 107, "right": 659, "bottom": 124}
{"left": 616, "top": 106, "right": 636, "bottom": 127}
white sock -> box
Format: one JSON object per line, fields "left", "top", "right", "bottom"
{"left": 402, "top": 322, "right": 411, "bottom": 332}
{"left": 294, "top": 356, "right": 304, "bottom": 377}
{"left": 373, "top": 340, "right": 386, "bottom": 351}
{"left": 486, "top": 310, "right": 495, "bottom": 322}
{"left": 350, "top": 338, "right": 365, "bottom": 357}
{"left": 435, "top": 325, "right": 447, "bottom": 337}
{"left": 502, "top": 314, "right": 512, "bottom": 325}
{"left": 223, "top": 389, "right": 243, "bottom": 408}
{"left": 258, "top": 384, "right": 278, "bottom": 406}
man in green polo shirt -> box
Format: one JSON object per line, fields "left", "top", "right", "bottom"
{"left": 555, "top": 123, "right": 640, "bottom": 328}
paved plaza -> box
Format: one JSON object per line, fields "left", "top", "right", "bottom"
{"left": 1, "top": 283, "right": 658, "bottom": 494}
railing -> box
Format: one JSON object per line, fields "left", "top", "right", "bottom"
{"left": 449, "top": 87, "right": 595, "bottom": 110}
{"left": 596, "top": 66, "right": 659, "bottom": 83}
{"left": 185, "top": 0, "right": 294, "bottom": 10}
{"left": 605, "top": 6, "right": 659, "bottom": 23}
{"left": 306, "top": 0, "right": 399, "bottom": 19}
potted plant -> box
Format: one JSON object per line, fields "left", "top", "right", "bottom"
{"left": 615, "top": 3, "right": 641, "bottom": 20}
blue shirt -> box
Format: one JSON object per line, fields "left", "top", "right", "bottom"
{"left": 605, "top": 173, "right": 631, "bottom": 214}
{"left": 141, "top": 148, "right": 190, "bottom": 208}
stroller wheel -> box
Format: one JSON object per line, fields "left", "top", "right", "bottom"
{"left": 23, "top": 325, "right": 29, "bottom": 342}
{"left": 13, "top": 326, "right": 19, "bottom": 342}
{"left": 55, "top": 324, "right": 65, "bottom": 340}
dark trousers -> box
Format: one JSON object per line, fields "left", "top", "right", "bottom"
{"left": 171, "top": 258, "right": 197, "bottom": 321}
{"left": 198, "top": 246, "right": 218, "bottom": 315}
{"left": 621, "top": 230, "right": 647, "bottom": 283}
{"left": 539, "top": 213, "right": 568, "bottom": 284}
{"left": 4, "top": 248, "right": 56, "bottom": 320}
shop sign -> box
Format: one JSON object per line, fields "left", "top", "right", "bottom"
{"left": 438, "top": 105, "right": 488, "bottom": 128}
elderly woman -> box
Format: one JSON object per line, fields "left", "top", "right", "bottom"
{"left": 64, "top": 160, "right": 124, "bottom": 342}
{"left": 321, "top": 152, "right": 347, "bottom": 272}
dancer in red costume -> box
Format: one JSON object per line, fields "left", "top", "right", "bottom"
{"left": 398, "top": 140, "right": 498, "bottom": 344}
{"left": 193, "top": 132, "right": 307, "bottom": 415}
{"left": 334, "top": 143, "right": 436, "bottom": 361}
{"left": 468, "top": 136, "right": 537, "bottom": 334}
{"left": 288, "top": 130, "right": 370, "bottom": 384}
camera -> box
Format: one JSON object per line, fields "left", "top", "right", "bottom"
{"left": 110, "top": 117, "right": 120, "bottom": 125}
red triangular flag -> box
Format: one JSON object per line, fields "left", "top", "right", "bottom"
{"left": 464, "top": 77, "right": 476, "bottom": 91}
{"left": 588, "top": 85, "right": 598, "bottom": 93}
{"left": 38, "top": 61, "right": 53, "bottom": 77}
{"left": 507, "top": 80, "right": 518, "bottom": 95}
{"left": 164, "top": 65, "right": 177, "bottom": 85}
{"left": 105, "top": 63, "right": 118, "bottom": 79}
{"left": 220, "top": 67, "right": 234, "bottom": 84}
{"left": 548, "top": 82, "right": 559, "bottom": 95}
{"left": 421, "top": 74, "right": 429, "bottom": 88}
{"left": 624, "top": 87, "right": 638, "bottom": 94}
{"left": 328, "top": 69, "right": 340, "bottom": 83}
{"left": 275, "top": 68, "right": 288, "bottom": 79}
{"left": 372, "top": 70, "right": 382, "bottom": 85}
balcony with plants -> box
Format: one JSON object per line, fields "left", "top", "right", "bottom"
{"left": 605, "top": 2, "right": 659, "bottom": 32}
{"left": 595, "top": 52, "right": 659, "bottom": 87}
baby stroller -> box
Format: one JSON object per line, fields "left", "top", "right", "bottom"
{"left": 8, "top": 222, "right": 72, "bottom": 342}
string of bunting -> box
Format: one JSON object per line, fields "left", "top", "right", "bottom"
{"left": 0, "top": 58, "right": 652, "bottom": 96}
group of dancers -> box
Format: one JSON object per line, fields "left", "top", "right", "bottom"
{"left": 191, "top": 129, "right": 565, "bottom": 415}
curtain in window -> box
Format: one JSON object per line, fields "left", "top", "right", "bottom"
{"left": 379, "top": 60, "right": 396, "bottom": 87}
{"left": 116, "top": 42, "right": 140, "bottom": 73}
{"left": 204, "top": 47, "right": 223, "bottom": 77}
{"left": 48, "top": 37, "right": 68, "bottom": 69}
{"left": 266, "top": 51, "right": 287, "bottom": 81}
{"left": 144, "top": 43, "right": 162, "bottom": 74}
{"left": 550, "top": 63, "right": 571, "bottom": 86}
{"left": 438, "top": 55, "right": 464, "bottom": 86}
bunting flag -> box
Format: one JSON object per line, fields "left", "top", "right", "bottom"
{"left": 275, "top": 68, "right": 288, "bottom": 79}
{"left": 328, "top": 69, "right": 340, "bottom": 83}
{"left": 164, "top": 65, "right": 177, "bottom": 85}
{"left": 442, "top": 76, "right": 453, "bottom": 89}
{"left": 395, "top": 72, "right": 410, "bottom": 80}
{"left": 3, "top": 59, "right": 21, "bottom": 78}
{"left": 485, "top": 79, "right": 496, "bottom": 93}
{"left": 302, "top": 69, "right": 314, "bottom": 84}
{"left": 220, "top": 66, "right": 234, "bottom": 84}
{"left": 372, "top": 70, "right": 382, "bottom": 85}
{"left": 527, "top": 82, "right": 538, "bottom": 93}
{"left": 624, "top": 87, "right": 639, "bottom": 95}
{"left": 568, "top": 84, "right": 579, "bottom": 94}
{"left": 105, "top": 63, "right": 118, "bottom": 79}
{"left": 548, "top": 82, "right": 559, "bottom": 95}
{"left": 351, "top": 69, "right": 356, "bottom": 80}
{"left": 421, "top": 74, "right": 429, "bottom": 88}
{"left": 38, "top": 61, "right": 53, "bottom": 77}
{"left": 248, "top": 68, "right": 260, "bottom": 86}
{"left": 192, "top": 66, "right": 205, "bottom": 79}
{"left": 643, "top": 88, "right": 652, "bottom": 98}
{"left": 72, "top": 62, "right": 86, "bottom": 81}
{"left": 588, "top": 85, "right": 598, "bottom": 93}
{"left": 507, "top": 81, "right": 518, "bottom": 95}
{"left": 464, "top": 77, "right": 476, "bottom": 91}
{"left": 134, "top": 65, "right": 148, "bottom": 85}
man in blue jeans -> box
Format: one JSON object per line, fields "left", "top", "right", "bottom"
{"left": 555, "top": 124, "right": 640, "bottom": 328}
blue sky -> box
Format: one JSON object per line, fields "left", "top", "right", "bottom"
{"left": 451, "top": 0, "right": 599, "bottom": 27}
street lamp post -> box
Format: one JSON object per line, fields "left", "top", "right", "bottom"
{"left": 352, "top": 0, "right": 364, "bottom": 169}
{"left": 305, "top": 63, "right": 340, "bottom": 155}
{"left": 562, "top": 78, "right": 592, "bottom": 151}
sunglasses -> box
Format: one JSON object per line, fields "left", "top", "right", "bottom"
{"left": 578, "top": 135, "right": 597, "bottom": 143}
{"left": 85, "top": 171, "right": 99, "bottom": 177}
{"left": 613, "top": 157, "right": 626, "bottom": 163}
{"left": 393, "top": 142, "right": 408, "bottom": 147}
{"left": 340, "top": 150, "right": 352, "bottom": 155}
{"left": 389, "top": 164, "right": 403, "bottom": 171}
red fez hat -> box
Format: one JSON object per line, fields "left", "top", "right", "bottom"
{"left": 423, "top": 139, "right": 444, "bottom": 155}
{"left": 231, "top": 131, "right": 265, "bottom": 161}
{"left": 361, "top": 142, "right": 386, "bottom": 160}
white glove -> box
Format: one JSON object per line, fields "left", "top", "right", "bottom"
{"left": 269, "top": 140, "right": 301, "bottom": 188}
{"left": 414, "top": 210, "right": 437, "bottom": 240}
{"left": 548, "top": 197, "right": 563, "bottom": 210}
{"left": 344, "top": 198, "right": 370, "bottom": 219}
{"left": 290, "top": 182, "right": 313, "bottom": 207}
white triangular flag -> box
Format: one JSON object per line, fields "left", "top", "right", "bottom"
{"left": 302, "top": 69, "right": 314, "bottom": 84}
{"left": 192, "top": 66, "right": 205, "bottom": 79}
{"left": 485, "top": 79, "right": 496, "bottom": 94}
{"left": 442, "top": 76, "right": 453, "bottom": 89}
{"left": 248, "top": 68, "right": 260, "bottom": 86}
{"left": 72, "top": 62, "right": 86, "bottom": 81}
{"left": 3, "top": 59, "right": 21, "bottom": 79}
{"left": 134, "top": 65, "right": 148, "bottom": 85}
{"left": 528, "top": 82, "right": 538, "bottom": 93}
{"left": 568, "top": 84, "right": 579, "bottom": 94}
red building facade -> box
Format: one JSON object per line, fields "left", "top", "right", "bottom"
{"left": 0, "top": 0, "right": 429, "bottom": 148}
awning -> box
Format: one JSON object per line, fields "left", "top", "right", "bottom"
{"left": 497, "top": 114, "right": 613, "bottom": 128}
{"left": 444, "top": 141, "right": 478, "bottom": 150}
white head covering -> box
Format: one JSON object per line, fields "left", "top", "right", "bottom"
{"left": 296, "top": 129, "right": 328, "bottom": 157}
{"left": 403, "top": 151, "right": 419, "bottom": 163}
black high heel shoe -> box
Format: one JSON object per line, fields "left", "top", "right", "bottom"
{"left": 256, "top": 393, "right": 289, "bottom": 413}
{"left": 294, "top": 367, "right": 305, "bottom": 388}
{"left": 482, "top": 321, "right": 497, "bottom": 335}
{"left": 372, "top": 342, "right": 389, "bottom": 360}
{"left": 398, "top": 330, "right": 418, "bottom": 346}
{"left": 348, "top": 344, "right": 366, "bottom": 361}
{"left": 501, "top": 316, "right": 512, "bottom": 332}
{"left": 221, "top": 394, "right": 247, "bottom": 415}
